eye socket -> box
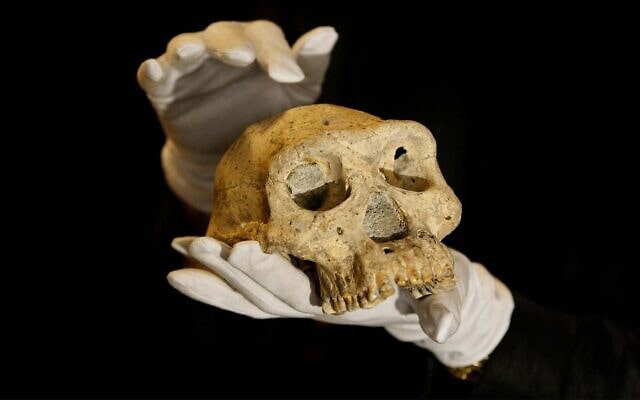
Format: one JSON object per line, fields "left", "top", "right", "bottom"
{"left": 287, "top": 163, "right": 350, "bottom": 211}
{"left": 380, "top": 146, "right": 430, "bottom": 192}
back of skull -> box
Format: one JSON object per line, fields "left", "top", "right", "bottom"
{"left": 208, "top": 104, "right": 462, "bottom": 314}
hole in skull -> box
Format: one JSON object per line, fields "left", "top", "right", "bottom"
{"left": 380, "top": 145, "right": 429, "bottom": 192}
{"left": 287, "top": 163, "right": 350, "bottom": 211}
{"left": 383, "top": 247, "right": 393, "bottom": 254}
{"left": 394, "top": 147, "right": 407, "bottom": 160}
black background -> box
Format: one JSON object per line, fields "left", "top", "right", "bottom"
{"left": 4, "top": 2, "right": 638, "bottom": 398}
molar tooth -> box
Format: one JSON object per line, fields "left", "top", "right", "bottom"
{"left": 322, "top": 300, "right": 335, "bottom": 315}
{"left": 358, "top": 292, "right": 369, "bottom": 307}
{"left": 395, "top": 272, "right": 407, "bottom": 286}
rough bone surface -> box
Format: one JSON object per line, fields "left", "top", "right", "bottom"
{"left": 208, "top": 104, "right": 462, "bottom": 314}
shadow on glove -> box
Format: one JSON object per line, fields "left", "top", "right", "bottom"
{"left": 168, "top": 236, "right": 514, "bottom": 368}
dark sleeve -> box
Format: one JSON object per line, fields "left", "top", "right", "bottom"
{"left": 471, "top": 292, "right": 640, "bottom": 399}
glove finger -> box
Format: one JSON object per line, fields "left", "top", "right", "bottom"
{"left": 137, "top": 54, "right": 187, "bottom": 111}
{"left": 166, "top": 32, "right": 207, "bottom": 72}
{"left": 410, "top": 248, "right": 471, "bottom": 343}
{"left": 203, "top": 21, "right": 256, "bottom": 67}
{"left": 227, "top": 241, "right": 322, "bottom": 315}
{"left": 138, "top": 33, "right": 208, "bottom": 100}
{"left": 167, "top": 268, "right": 277, "bottom": 319}
{"left": 243, "top": 20, "right": 304, "bottom": 83}
{"left": 188, "top": 237, "right": 310, "bottom": 318}
{"left": 137, "top": 57, "right": 170, "bottom": 96}
{"left": 415, "top": 287, "right": 462, "bottom": 343}
{"left": 293, "top": 26, "right": 338, "bottom": 57}
{"left": 171, "top": 236, "right": 215, "bottom": 257}
{"left": 292, "top": 26, "right": 338, "bottom": 88}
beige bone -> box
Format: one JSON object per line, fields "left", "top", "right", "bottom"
{"left": 208, "top": 104, "right": 461, "bottom": 314}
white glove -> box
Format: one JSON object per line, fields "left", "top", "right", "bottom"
{"left": 137, "top": 20, "right": 338, "bottom": 213}
{"left": 168, "top": 236, "right": 514, "bottom": 368}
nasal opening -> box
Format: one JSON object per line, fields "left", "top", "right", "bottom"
{"left": 362, "top": 192, "right": 408, "bottom": 242}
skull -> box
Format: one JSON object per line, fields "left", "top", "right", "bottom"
{"left": 207, "top": 104, "right": 461, "bottom": 314}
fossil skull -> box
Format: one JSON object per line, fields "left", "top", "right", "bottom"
{"left": 207, "top": 104, "right": 461, "bottom": 314}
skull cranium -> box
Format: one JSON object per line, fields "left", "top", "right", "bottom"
{"left": 207, "top": 104, "right": 461, "bottom": 314}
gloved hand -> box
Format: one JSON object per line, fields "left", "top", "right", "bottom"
{"left": 137, "top": 20, "right": 338, "bottom": 213}
{"left": 168, "top": 236, "right": 514, "bottom": 368}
